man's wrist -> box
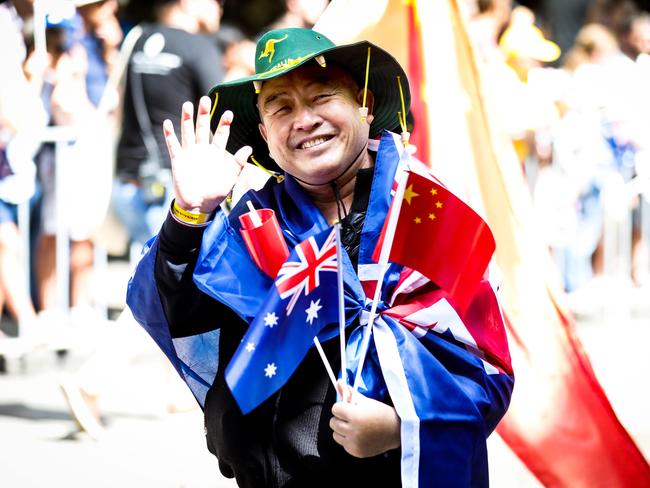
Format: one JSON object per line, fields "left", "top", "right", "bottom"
{"left": 170, "top": 199, "right": 214, "bottom": 226}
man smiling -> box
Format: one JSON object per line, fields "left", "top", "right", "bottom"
{"left": 256, "top": 65, "right": 373, "bottom": 195}
{"left": 128, "top": 27, "right": 514, "bottom": 487}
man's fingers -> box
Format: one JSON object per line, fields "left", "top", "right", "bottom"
{"left": 329, "top": 416, "right": 349, "bottom": 435}
{"left": 331, "top": 400, "right": 355, "bottom": 422}
{"left": 212, "top": 110, "right": 233, "bottom": 149}
{"left": 195, "top": 96, "right": 212, "bottom": 145}
{"left": 163, "top": 119, "right": 181, "bottom": 163}
{"left": 233, "top": 145, "right": 253, "bottom": 168}
{"left": 181, "top": 101, "right": 195, "bottom": 148}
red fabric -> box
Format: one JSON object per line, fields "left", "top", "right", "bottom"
{"left": 373, "top": 170, "right": 495, "bottom": 313}
{"left": 384, "top": 277, "right": 513, "bottom": 374}
{"left": 497, "top": 293, "right": 650, "bottom": 487}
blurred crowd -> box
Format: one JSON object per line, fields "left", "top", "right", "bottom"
{"left": 466, "top": 0, "right": 650, "bottom": 296}
{"left": 0, "top": 0, "right": 648, "bottom": 338}
{"left": 0, "top": 0, "right": 328, "bottom": 342}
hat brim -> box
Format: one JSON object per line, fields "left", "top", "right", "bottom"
{"left": 208, "top": 40, "right": 410, "bottom": 172}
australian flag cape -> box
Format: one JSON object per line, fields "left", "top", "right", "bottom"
{"left": 127, "top": 131, "right": 515, "bottom": 488}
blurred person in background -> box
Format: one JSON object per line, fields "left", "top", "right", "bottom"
{"left": 620, "top": 10, "right": 650, "bottom": 60}
{"left": 528, "top": 0, "right": 592, "bottom": 60}
{"left": 215, "top": 22, "right": 256, "bottom": 81}
{"left": 34, "top": 0, "right": 122, "bottom": 318}
{"left": 537, "top": 21, "right": 649, "bottom": 296}
{"left": 267, "top": 0, "right": 329, "bottom": 30}
{"left": 111, "top": 0, "right": 224, "bottom": 252}
{"left": 58, "top": 0, "right": 226, "bottom": 439}
{"left": 467, "top": 0, "right": 512, "bottom": 64}
{"left": 0, "top": 0, "right": 46, "bottom": 339}
{"left": 497, "top": 5, "right": 562, "bottom": 171}
{"left": 469, "top": 3, "right": 562, "bottom": 180}
{"left": 612, "top": 10, "right": 650, "bottom": 285}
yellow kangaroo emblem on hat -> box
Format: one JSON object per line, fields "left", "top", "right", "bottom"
{"left": 259, "top": 34, "right": 288, "bottom": 64}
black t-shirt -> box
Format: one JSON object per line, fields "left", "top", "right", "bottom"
{"left": 155, "top": 168, "right": 402, "bottom": 487}
{"left": 116, "top": 24, "right": 223, "bottom": 180}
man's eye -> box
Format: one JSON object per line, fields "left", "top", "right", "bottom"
{"left": 314, "top": 93, "right": 332, "bottom": 102}
{"left": 273, "top": 106, "right": 289, "bottom": 115}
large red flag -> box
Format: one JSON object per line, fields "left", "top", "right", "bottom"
{"left": 316, "top": 0, "right": 650, "bottom": 485}
{"left": 415, "top": 1, "right": 650, "bottom": 485}
{"left": 372, "top": 170, "right": 495, "bottom": 313}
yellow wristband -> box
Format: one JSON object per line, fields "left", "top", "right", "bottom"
{"left": 171, "top": 199, "right": 212, "bottom": 226}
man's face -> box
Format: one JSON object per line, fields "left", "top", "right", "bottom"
{"left": 257, "top": 64, "right": 372, "bottom": 186}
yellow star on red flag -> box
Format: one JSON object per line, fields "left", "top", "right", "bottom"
{"left": 404, "top": 184, "right": 420, "bottom": 205}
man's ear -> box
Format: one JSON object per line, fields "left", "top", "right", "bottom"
{"left": 258, "top": 122, "right": 277, "bottom": 161}
{"left": 258, "top": 122, "right": 268, "bottom": 143}
{"left": 357, "top": 89, "right": 375, "bottom": 125}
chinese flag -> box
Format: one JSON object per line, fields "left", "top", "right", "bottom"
{"left": 373, "top": 170, "right": 495, "bottom": 313}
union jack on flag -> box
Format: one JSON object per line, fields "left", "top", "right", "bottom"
{"left": 275, "top": 229, "right": 337, "bottom": 315}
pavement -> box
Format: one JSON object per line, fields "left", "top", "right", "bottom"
{"left": 0, "top": 277, "right": 648, "bottom": 487}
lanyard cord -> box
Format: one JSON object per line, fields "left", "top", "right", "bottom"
{"left": 330, "top": 179, "right": 350, "bottom": 226}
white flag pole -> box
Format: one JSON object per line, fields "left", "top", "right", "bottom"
{"left": 353, "top": 168, "right": 410, "bottom": 391}
{"left": 334, "top": 223, "right": 348, "bottom": 384}
{"left": 313, "top": 337, "right": 337, "bottom": 389}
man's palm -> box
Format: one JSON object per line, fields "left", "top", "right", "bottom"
{"left": 163, "top": 97, "right": 252, "bottom": 214}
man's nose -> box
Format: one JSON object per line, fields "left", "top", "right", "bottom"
{"left": 292, "top": 105, "right": 322, "bottom": 131}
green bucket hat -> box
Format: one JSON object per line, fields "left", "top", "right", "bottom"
{"left": 208, "top": 27, "right": 411, "bottom": 173}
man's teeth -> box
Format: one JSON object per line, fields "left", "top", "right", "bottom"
{"left": 301, "top": 137, "right": 329, "bottom": 149}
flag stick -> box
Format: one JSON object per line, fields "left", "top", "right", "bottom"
{"left": 313, "top": 337, "right": 337, "bottom": 389}
{"left": 335, "top": 223, "right": 347, "bottom": 384}
{"left": 353, "top": 169, "right": 410, "bottom": 390}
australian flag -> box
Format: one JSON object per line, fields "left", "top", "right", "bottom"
{"left": 226, "top": 227, "right": 340, "bottom": 414}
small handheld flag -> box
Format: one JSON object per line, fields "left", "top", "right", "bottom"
{"left": 226, "top": 227, "right": 340, "bottom": 414}
{"left": 373, "top": 170, "right": 495, "bottom": 313}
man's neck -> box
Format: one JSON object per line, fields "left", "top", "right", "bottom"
{"left": 301, "top": 149, "right": 374, "bottom": 225}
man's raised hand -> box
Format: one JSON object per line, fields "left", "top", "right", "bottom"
{"left": 163, "top": 96, "right": 252, "bottom": 214}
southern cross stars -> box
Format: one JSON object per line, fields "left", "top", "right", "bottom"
{"left": 264, "top": 312, "right": 279, "bottom": 328}
{"left": 245, "top": 342, "right": 255, "bottom": 352}
{"left": 264, "top": 363, "right": 277, "bottom": 378}
{"left": 305, "top": 299, "right": 322, "bottom": 325}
